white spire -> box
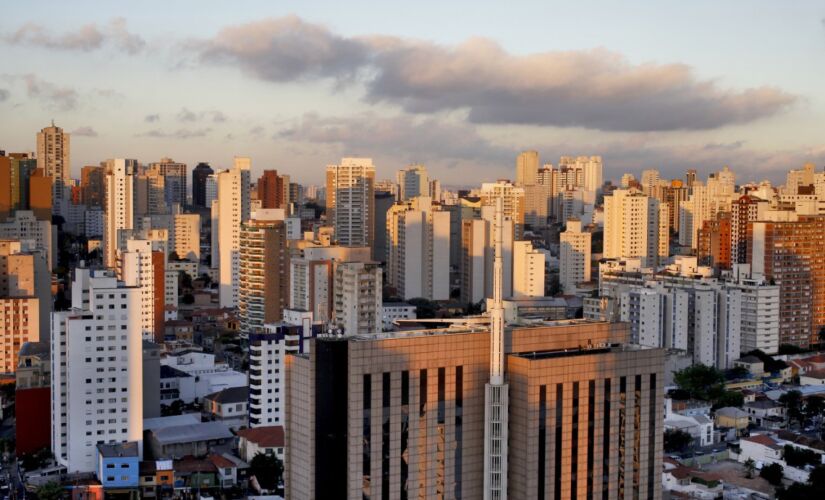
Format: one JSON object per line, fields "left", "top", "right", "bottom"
{"left": 490, "top": 196, "right": 505, "bottom": 383}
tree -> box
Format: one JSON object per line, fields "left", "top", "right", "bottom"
{"left": 712, "top": 390, "right": 744, "bottom": 411}
{"left": 779, "top": 390, "right": 804, "bottom": 427}
{"left": 673, "top": 365, "right": 726, "bottom": 402}
{"left": 408, "top": 298, "right": 438, "bottom": 319}
{"left": 760, "top": 462, "right": 784, "bottom": 486}
{"left": 783, "top": 445, "right": 820, "bottom": 468}
{"left": 181, "top": 293, "right": 195, "bottom": 305}
{"left": 805, "top": 395, "right": 825, "bottom": 420}
{"left": 249, "top": 452, "right": 284, "bottom": 491}
{"left": 35, "top": 481, "right": 65, "bottom": 500}
{"left": 744, "top": 458, "right": 756, "bottom": 479}
{"left": 725, "top": 366, "right": 750, "bottom": 380}
{"left": 745, "top": 349, "right": 788, "bottom": 373}
{"left": 664, "top": 429, "right": 693, "bottom": 453}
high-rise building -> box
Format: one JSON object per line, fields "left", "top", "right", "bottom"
{"left": 239, "top": 209, "right": 288, "bottom": 334}
{"left": 661, "top": 180, "right": 688, "bottom": 233}
{"left": 603, "top": 188, "right": 668, "bottom": 268}
{"left": 373, "top": 191, "right": 395, "bottom": 263}
{"left": 171, "top": 213, "right": 200, "bottom": 261}
{"left": 119, "top": 239, "right": 165, "bottom": 342}
{"left": 558, "top": 155, "right": 603, "bottom": 194}
{"left": 0, "top": 244, "right": 41, "bottom": 373}
{"left": 103, "top": 159, "right": 137, "bottom": 268}
{"left": 397, "top": 165, "right": 429, "bottom": 201}
{"left": 0, "top": 210, "right": 56, "bottom": 270}
{"left": 216, "top": 158, "right": 251, "bottom": 308}
{"left": 285, "top": 320, "right": 664, "bottom": 499}
{"left": 149, "top": 157, "right": 187, "bottom": 207}
{"left": 731, "top": 194, "right": 769, "bottom": 265}
{"left": 36, "top": 123, "right": 70, "bottom": 216}
{"left": 480, "top": 180, "right": 525, "bottom": 239}
{"left": 640, "top": 169, "right": 661, "bottom": 198}
{"left": 81, "top": 165, "right": 105, "bottom": 208}
{"left": 51, "top": 268, "right": 143, "bottom": 473}
{"left": 697, "top": 212, "right": 732, "bottom": 269}
{"left": 248, "top": 323, "right": 320, "bottom": 428}
{"left": 332, "top": 261, "right": 382, "bottom": 335}
{"left": 749, "top": 215, "right": 825, "bottom": 348}
{"left": 386, "top": 197, "right": 450, "bottom": 301}
{"left": 0, "top": 152, "right": 37, "bottom": 221}
{"left": 0, "top": 239, "right": 51, "bottom": 338}
{"left": 257, "top": 170, "right": 288, "bottom": 209}
{"left": 512, "top": 240, "right": 545, "bottom": 298}
{"left": 326, "top": 158, "right": 376, "bottom": 247}
{"left": 559, "top": 218, "right": 592, "bottom": 293}
{"left": 460, "top": 209, "right": 514, "bottom": 304}
{"left": 191, "top": 162, "right": 214, "bottom": 209}
{"left": 28, "top": 168, "right": 52, "bottom": 221}
{"left": 729, "top": 272, "right": 781, "bottom": 354}
{"left": 515, "top": 150, "right": 539, "bottom": 186}
{"left": 134, "top": 166, "right": 167, "bottom": 216}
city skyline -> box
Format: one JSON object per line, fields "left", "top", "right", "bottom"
{"left": 2, "top": 1, "right": 825, "bottom": 185}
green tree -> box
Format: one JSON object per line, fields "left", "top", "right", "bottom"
{"left": 664, "top": 429, "right": 693, "bottom": 453}
{"left": 408, "top": 298, "right": 438, "bottom": 319}
{"left": 779, "top": 390, "right": 803, "bottom": 427}
{"left": 673, "top": 364, "right": 726, "bottom": 402}
{"left": 712, "top": 390, "right": 745, "bottom": 411}
{"left": 759, "top": 462, "right": 784, "bottom": 486}
{"left": 805, "top": 395, "right": 825, "bottom": 420}
{"left": 783, "top": 445, "right": 820, "bottom": 468}
{"left": 35, "top": 481, "right": 65, "bottom": 500}
{"left": 744, "top": 458, "right": 756, "bottom": 479}
{"left": 249, "top": 452, "right": 284, "bottom": 491}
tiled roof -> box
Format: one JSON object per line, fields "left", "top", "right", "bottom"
{"left": 743, "top": 434, "right": 780, "bottom": 449}
{"left": 236, "top": 425, "right": 284, "bottom": 448}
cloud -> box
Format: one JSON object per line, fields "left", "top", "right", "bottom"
{"left": 23, "top": 74, "right": 78, "bottom": 110}
{"left": 194, "top": 17, "right": 795, "bottom": 132}
{"left": 0, "top": 89, "right": 8, "bottom": 101}
{"left": 277, "top": 112, "right": 511, "bottom": 164}
{"left": 176, "top": 107, "right": 227, "bottom": 123}
{"left": 145, "top": 113, "right": 160, "bottom": 123}
{"left": 136, "top": 128, "right": 212, "bottom": 139}
{"left": 71, "top": 126, "right": 98, "bottom": 137}
{"left": 5, "top": 18, "right": 144, "bottom": 54}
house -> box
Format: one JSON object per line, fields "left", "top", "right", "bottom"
{"left": 160, "top": 350, "right": 246, "bottom": 404}
{"left": 714, "top": 407, "right": 749, "bottom": 433}
{"left": 800, "top": 370, "right": 825, "bottom": 386}
{"left": 208, "top": 453, "right": 248, "bottom": 488}
{"left": 664, "top": 399, "right": 714, "bottom": 447}
{"left": 96, "top": 442, "right": 140, "bottom": 489}
{"left": 138, "top": 460, "right": 174, "bottom": 499}
{"left": 733, "top": 355, "right": 764, "bottom": 377}
{"left": 147, "top": 421, "right": 234, "bottom": 459}
{"left": 202, "top": 386, "right": 249, "bottom": 430}
{"left": 164, "top": 319, "right": 194, "bottom": 344}
{"left": 237, "top": 426, "right": 285, "bottom": 464}
{"left": 661, "top": 458, "right": 723, "bottom": 499}
{"left": 738, "top": 434, "right": 783, "bottom": 466}
{"left": 745, "top": 399, "right": 786, "bottom": 428}
{"left": 173, "top": 456, "right": 218, "bottom": 489}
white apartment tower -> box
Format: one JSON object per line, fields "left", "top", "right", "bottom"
{"left": 326, "top": 158, "right": 375, "bottom": 247}
{"left": 603, "top": 188, "right": 668, "bottom": 268}
{"left": 480, "top": 180, "right": 525, "bottom": 239}
{"left": 217, "top": 157, "right": 251, "bottom": 308}
{"left": 396, "top": 164, "right": 429, "bottom": 201}
{"left": 512, "top": 240, "right": 545, "bottom": 298}
{"left": 559, "top": 218, "right": 592, "bottom": 292}
{"left": 51, "top": 268, "right": 143, "bottom": 473}
{"left": 386, "top": 196, "right": 451, "bottom": 300}
{"left": 103, "top": 159, "right": 137, "bottom": 269}
{"left": 36, "top": 123, "right": 70, "bottom": 216}
{"left": 333, "top": 261, "right": 382, "bottom": 335}
{"left": 119, "top": 238, "right": 165, "bottom": 342}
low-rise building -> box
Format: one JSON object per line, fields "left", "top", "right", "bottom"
{"left": 147, "top": 421, "right": 234, "bottom": 459}
{"left": 96, "top": 442, "right": 140, "bottom": 490}
{"left": 202, "top": 386, "right": 248, "bottom": 430}
{"left": 745, "top": 399, "right": 786, "bottom": 428}
{"left": 714, "top": 407, "right": 749, "bottom": 433}
{"left": 381, "top": 302, "right": 417, "bottom": 331}
{"left": 237, "top": 426, "right": 285, "bottom": 464}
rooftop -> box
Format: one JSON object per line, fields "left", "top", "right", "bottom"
{"left": 97, "top": 442, "right": 139, "bottom": 458}
{"left": 151, "top": 421, "right": 233, "bottom": 445}
{"left": 236, "top": 425, "right": 284, "bottom": 448}
{"left": 204, "top": 386, "right": 248, "bottom": 405}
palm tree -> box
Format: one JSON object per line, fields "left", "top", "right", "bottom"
{"left": 744, "top": 458, "right": 756, "bottom": 479}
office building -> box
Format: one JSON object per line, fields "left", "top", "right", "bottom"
{"left": 397, "top": 165, "right": 429, "bottom": 201}
{"left": 332, "top": 261, "right": 382, "bottom": 335}
{"left": 51, "top": 268, "right": 143, "bottom": 473}
{"left": 239, "top": 209, "right": 288, "bottom": 334}
{"left": 36, "top": 123, "right": 70, "bottom": 216}
{"left": 285, "top": 320, "right": 663, "bottom": 499}
{"left": 216, "top": 157, "right": 251, "bottom": 308}
{"left": 103, "top": 159, "right": 137, "bottom": 268}
{"left": 257, "top": 170, "right": 288, "bottom": 209}
{"left": 192, "top": 162, "right": 214, "bottom": 209}
{"left": 603, "top": 188, "right": 668, "bottom": 268}
{"left": 559, "top": 218, "right": 592, "bottom": 293}
{"left": 326, "top": 158, "right": 376, "bottom": 247}
{"left": 515, "top": 150, "right": 539, "bottom": 186}
{"left": 386, "top": 197, "right": 450, "bottom": 301}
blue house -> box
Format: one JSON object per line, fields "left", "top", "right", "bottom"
{"left": 96, "top": 442, "right": 140, "bottom": 489}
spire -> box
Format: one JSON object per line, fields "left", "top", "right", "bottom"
{"left": 490, "top": 196, "right": 505, "bottom": 383}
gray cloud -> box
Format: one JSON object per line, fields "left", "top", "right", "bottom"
{"left": 23, "top": 74, "right": 78, "bottom": 110}
{"left": 145, "top": 113, "right": 160, "bottom": 123}
{"left": 136, "top": 128, "right": 212, "bottom": 139}
{"left": 71, "top": 126, "right": 98, "bottom": 137}
{"left": 176, "top": 107, "right": 227, "bottom": 123}
{"left": 5, "top": 18, "right": 144, "bottom": 54}
{"left": 0, "top": 89, "right": 8, "bottom": 101}
{"left": 176, "top": 107, "right": 198, "bottom": 122}
{"left": 195, "top": 17, "right": 795, "bottom": 132}
{"left": 277, "top": 112, "right": 511, "bottom": 164}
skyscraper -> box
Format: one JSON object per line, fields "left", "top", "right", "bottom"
{"left": 81, "top": 165, "right": 105, "bottom": 208}
{"left": 216, "top": 157, "right": 251, "bottom": 307}
{"left": 103, "top": 159, "right": 137, "bottom": 268}
{"left": 257, "top": 170, "right": 288, "bottom": 209}
{"left": 191, "top": 162, "right": 214, "bottom": 209}
{"left": 559, "top": 218, "right": 592, "bottom": 293}
{"left": 480, "top": 180, "right": 525, "bottom": 239}
{"left": 603, "top": 188, "right": 668, "bottom": 268}
{"left": 515, "top": 150, "right": 539, "bottom": 186}
{"left": 36, "top": 123, "right": 70, "bottom": 216}
{"left": 119, "top": 238, "right": 165, "bottom": 342}
{"left": 149, "top": 157, "right": 187, "bottom": 207}
{"left": 326, "top": 158, "right": 376, "bottom": 247}
{"left": 511, "top": 240, "right": 545, "bottom": 298}
{"left": 397, "top": 165, "right": 430, "bottom": 201}
{"left": 239, "top": 209, "right": 288, "bottom": 334}
{"left": 332, "top": 261, "right": 382, "bottom": 335}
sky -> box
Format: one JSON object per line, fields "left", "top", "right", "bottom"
{"left": 1, "top": 0, "right": 824, "bottom": 186}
